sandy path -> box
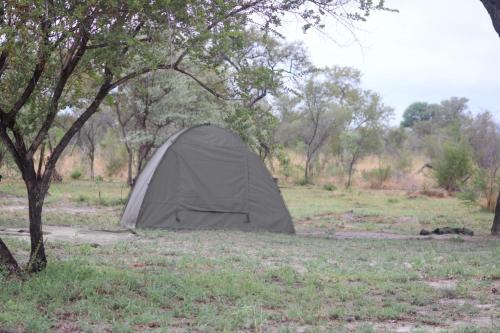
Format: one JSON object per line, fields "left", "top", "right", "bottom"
{"left": 0, "top": 225, "right": 485, "bottom": 245}
{"left": 0, "top": 226, "right": 136, "bottom": 245}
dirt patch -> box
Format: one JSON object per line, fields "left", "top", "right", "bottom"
{"left": 297, "top": 227, "right": 484, "bottom": 242}
{"left": 299, "top": 230, "right": 425, "bottom": 240}
{"left": 0, "top": 226, "right": 135, "bottom": 245}
{"left": 425, "top": 279, "right": 457, "bottom": 290}
{"left": 0, "top": 193, "right": 26, "bottom": 205}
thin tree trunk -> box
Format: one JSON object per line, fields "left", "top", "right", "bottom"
{"left": 37, "top": 142, "right": 45, "bottom": 178}
{"left": 304, "top": 156, "right": 310, "bottom": 184}
{"left": 346, "top": 154, "right": 357, "bottom": 189}
{"left": 89, "top": 148, "right": 95, "bottom": 181}
{"left": 492, "top": 190, "right": 500, "bottom": 235}
{"left": 127, "top": 148, "right": 133, "bottom": 186}
{"left": 0, "top": 237, "right": 20, "bottom": 275}
{"left": 346, "top": 162, "right": 354, "bottom": 189}
{"left": 25, "top": 180, "right": 48, "bottom": 273}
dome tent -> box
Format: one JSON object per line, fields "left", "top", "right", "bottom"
{"left": 120, "top": 124, "right": 295, "bottom": 234}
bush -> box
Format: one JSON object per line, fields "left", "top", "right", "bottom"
{"left": 323, "top": 183, "right": 337, "bottom": 191}
{"left": 70, "top": 169, "right": 83, "bottom": 180}
{"left": 362, "top": 166, "right": 392, "bottom": 189}
{"left": 433, "top": 144, "right": 472, "bottom": 191}
{"left": 295, "top": 178, "right": 307, "bottom": 186}
{"left": 277, "top": 150, "right": 292, "bottom": 178}
{"left": 457, "top": 186, "right": 478, "bottom": 207}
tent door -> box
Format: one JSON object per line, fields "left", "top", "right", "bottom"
{"left": 174, "top": 143, "right": 249, "bottom": 216}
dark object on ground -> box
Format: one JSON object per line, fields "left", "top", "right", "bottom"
{"left": 0, "top": 174, "right": 2, "bottom": 182}
{"left": 121, "top": 124, "right": 294, "bottom": 234}
{"left": 420, "top": 227, "right": 474, "bottom": 236}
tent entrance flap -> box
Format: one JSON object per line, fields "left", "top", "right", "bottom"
{"left": 174, "top": 143, "right": 248, "bottom": 214}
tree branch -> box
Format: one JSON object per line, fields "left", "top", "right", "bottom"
{"left": 43, "top": 75, "right": 113, "bottom": 186}
{"left": 28, "top": 29, "right": 89, "bottom": 158}
{"left": 0, "top": 123, "right": 26, "bottom": 174}
{"left": 174, "top": 66, "right": 226, "bottom": 99}
{"left": 0, "top": 51, "right": 7, "bottom": 79}
{"left": 9, "top": 15, "right": 51, "bottom": 117}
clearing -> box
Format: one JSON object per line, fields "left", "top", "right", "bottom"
{"left": 0, "top": 180, "right": 499, "bottom": 332}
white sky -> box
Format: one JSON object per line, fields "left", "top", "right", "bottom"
{"left": 283, "top": 0, "right": 500, "bottom": 124}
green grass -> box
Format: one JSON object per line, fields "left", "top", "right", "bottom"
{"left": 1, "top": 180, "right": 499, "bottom": 332}
{"left": 283, "top": 187, "right": 493, "bottom": 235}
{"left": 0, "top": 179, "right": 494, "bottom": 234}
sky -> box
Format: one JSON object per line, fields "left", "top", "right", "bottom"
{"left": 283, "top": 0, "right": 500, "bottom": 124}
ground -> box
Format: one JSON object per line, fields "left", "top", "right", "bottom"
{"left": 0, "top": 179, "right": 499, "bottom": 332}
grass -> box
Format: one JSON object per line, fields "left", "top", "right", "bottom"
{"left": 283, "top": 187, "right": 493, "bottom": 235}
{"left": 0, "top": 179, "right": 499, "bottom": 332}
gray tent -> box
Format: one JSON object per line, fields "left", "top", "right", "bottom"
{"left": 120, "top": 124, "right": 295, "bottom": 234}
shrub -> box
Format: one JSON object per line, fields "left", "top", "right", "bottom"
{"left": 433, "top": 144, "right": 472, "bottom": 191}
{"left": 457, "top": 186, "right": 478, "bottom": 207}
{"left": 277, "top": 150, "right": 292, "bottom": 178}
{"left": 70, "top": 169, "right": 83, "bottom": 180}
{"left": 295, "top": 178, "right": 307, "bottom": 186}
{"left": 362, "top": 166, "right": 392, "bottom": 189}
{"left": 323, "top": 183, "right": 337, "bottom": 191}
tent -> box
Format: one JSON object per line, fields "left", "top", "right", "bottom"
{"left": 120, "top": 124, "right": 295, "bottom": 234}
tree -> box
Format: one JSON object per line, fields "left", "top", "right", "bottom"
{"left": 0, "top": 1, "right": 387, "bottom": 273}
{"left": 220, "top": 29, "right": 310, "bottom": 162}
{"left": 342, "top": 91, "right": 393, "bottom": 188}
{"left": 466, "top": 112, "right": 500, "bottom": 211}
{"left": 114, "top": 71, "right": 219, "bottom": 185}
{"left": 0, "top": 141, "right": 5, "bottom": 171}
{"left": 298, "top": 67, "right": 360, "bottom": 184}
{"left": 433, "top": 144, "right": 473, "bottom": 192}
{"left": 401, "top": 102, "right": 433, "bottom": 128}
{"left": 480, "top": 0, "right": 500, "bottom": 38}
{"left": 78, "top": 112, "right": 112, "bottom": 180}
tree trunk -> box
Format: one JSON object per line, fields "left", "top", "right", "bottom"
{"left": 0, "top": 237, "right": 20, "bottom": 275}
{"left": 345, "top": 163, "right": 354, "bottom": 188}
{"left": 127, "top": 148, "right": 133, "bottom": 186}
{"left": 89, "top": 148, "right": 95, "bottom": 181}
{"left": 481, "top": 0, "right": 500, "bottom": 38}
{"left": 25, "top": 180, "right": 48, "bottom": 273}
{"left": 492, "top": 190, "right": 500, "bottom": 235}
{"left": 304, "top": 157, "right": 310, "bottom": 184}
{"left": 346, "top": 158, "right": 355, "bottom": 189}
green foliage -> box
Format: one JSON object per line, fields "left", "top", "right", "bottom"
{"left": 362, "top": 166, "right": 392, "bottom": 189}
{"left": 323, "top": 183, "right": 337, "bottom": 191}
{"left": 433, "top": 144, "right": 473, "bottom": 191}
{"left": 295, "top": 178, "right": 308, "bottom": 186}
{"left": 276, "top": 149, "right": 292, "bottom": 178}
{"left": 457, "top": 186, "right": 478, "bottom": 207}
{"left": 70, "top": 169, "right": 83, "bottom": 180}
{"left": 401, "top": 102, "right": 434, "bottom": 127}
